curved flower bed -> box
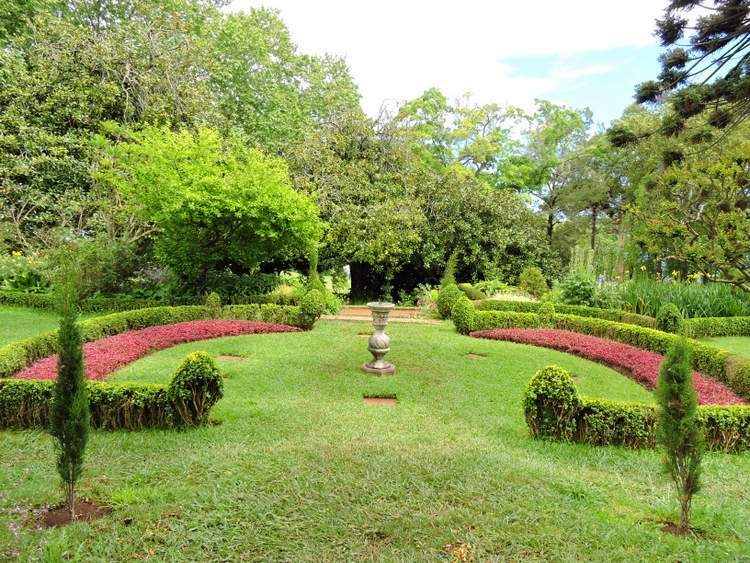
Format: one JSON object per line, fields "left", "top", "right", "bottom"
{"left": 17, "top": 320, "right": 301, "bottom": 381}
{"left": 470, "top": 328, "right": 745, "bottom": 405}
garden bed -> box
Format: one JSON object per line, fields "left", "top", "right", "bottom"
{"left": 471, "top": 328, "right": 744, "bottom": 405}
{"left": 16, "top": 320, "right": 301, "bottom": 381}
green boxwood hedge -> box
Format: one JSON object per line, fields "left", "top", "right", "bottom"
{"left": 0, "top": 352, "right": 224, "bottom": 430}
{"left": 458, "top": 307, "right": 750, "bottom": 401}
{"left": 681, "top": 316, "right": 750, "bottom": 338}
{"left": 524, "top": 365, "right": 750, "bottom": 452}
{"left": 475, "top": 299, "right": 657, "bottom": 328}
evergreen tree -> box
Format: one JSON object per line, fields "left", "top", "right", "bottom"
{"left": 655, "top": 338, "right": 703, "bottom": 533}
{"left": 50, "top": 272, "right": 90, "bottom": 519}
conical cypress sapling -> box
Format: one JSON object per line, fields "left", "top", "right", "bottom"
{"left": 50, "top": 280, "right": 90, "bottom": 519}
{"left": 655, "top": 337, "right": 703, "bottom": 533}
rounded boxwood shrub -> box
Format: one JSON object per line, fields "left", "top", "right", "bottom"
{"left": 518, "top": 267, "right": 548, "bottom": 298}
{"left": 656, "top": 302, "right": 683, "bottom": 333}
{"left": 167, "top": 352, "right": 224, "bottom": 426}
{"left": 523, "top": 365, "right": 581, "bottom": 441}
{"left": 437, "top": 284, "right": 463, "bottom": 319}
{"left": 451, "top": 296, "right": 475, "bottom": 334}
{"left": 299, "top": 289, "right": 326, "bottom": 329}
{"left": 205, "top": 292, "right": 222, "bottom": 319}
{"left": 538, "top": 302, "right": 556, "bottom": 327}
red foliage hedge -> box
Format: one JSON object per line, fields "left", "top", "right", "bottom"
{"left": 470, "top": 328, "right": 744, "bottom": 406}
{"left": 17, "top": 320, "right": 300, "bottom": 381}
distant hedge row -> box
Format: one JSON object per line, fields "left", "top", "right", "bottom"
{"left": 451, "top": 298, "right": 750, "bottom": 402}
{"left": 0, "top": 352, "right": 223, "bottom": 430}
{"left": 681, "top": 316, "right": 750, "bottom": 338}
{"left": 475, "top": 299, "right": 657, "bottom": 328}
{"left": 524, "top": 365, "right": 750, "bottom": 452}
{"left": 0, "top": 290, "right": 300, "bottom": 313}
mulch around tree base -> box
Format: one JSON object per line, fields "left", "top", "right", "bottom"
{"left": 42, "top": 501, "right": 111, "bottom": 528}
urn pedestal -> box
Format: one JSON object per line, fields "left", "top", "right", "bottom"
{"left": 361, "top": 302, "right": 396, "bottom": 376}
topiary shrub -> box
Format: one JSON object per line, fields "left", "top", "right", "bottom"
{"left": 457, "top": 283, "right": 487, "bottom": 301}
{"left": 523, "top": 365, "right": 581, "bottom": 441}
{"left": 538, "top": 302, "right": 556, "bottom": 327}
{"left": 656, "top": 338, "right": 703, "bottom": 532}
{"left": 518, "top": 267, "right": 548, "bottom": 298}
{"left": 657, "top": 302, "right": 683, "bottom": 333}
{"left": 559, "top": 272, "right": 597, "bottom": 306}
{"left": 451, "top": 296, "right": 475, "bottom": 334}
{"left": 437, "top": 284, "right": 463, "bottom": 319}
{"left": 299, "top": 289, "right": 326, "bottom": 329}
{"left": 205, "top": 292, "right": 222, "bottom": 319}
{"left": 440, "top": 252, "right": 458, "bottom": 288}
{"left": 167, "top": 352, "right": 224, "bottom": 427}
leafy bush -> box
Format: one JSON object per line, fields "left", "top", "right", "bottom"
{"left": 167, "top": 352, "right": 224, "bottom": 426}
{"left": 0, "top": 353, "right": 225, "bottom": 431}
{"left": 538, "top": 302, "right": 556, "bottom": 327}
{"left": 518, "top": 267, "right": 548, "bottom": 298}
{"left": 522, "top": 364, "right": 750, "bottom": 452}
{"left": 621, "top": 278, "right": 750, "bottom": 318}
{"left": 592, "top": 283, "right": 623, "bottom": 310}
{"left": 299, "top": 290, "right": 326, "bottom": 329}
{"left": 457, "top": 283, "right": 486, "bottom": 301}
{"left": 0, "top": 253, "right": 48, "bottom": 293}
{"left": 523, "top": 365, "right": 581, "bottom": 441}
{"left": 437, "top": 284, "right": 463, "bottom": 319}
{"left": 656, "top": 303, "right": 683, "bottom": 333}
{"left": 558, "top": 272, "right": 596, "bottom": 306}
{"left": 205, "top": 292, "right": 222, "bottom": 319}
{"left": 474, "top": 279, "right": 514, "bottom": 296}
{"left": 440, "top": 252, "right": 458, "bottom": 288}
{"left": 450, "top": 296, "right": 475, "bottom": 334}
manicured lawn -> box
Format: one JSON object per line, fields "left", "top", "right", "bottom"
{"left": 2, "top": 320, "right": 749, "bottom": 560}
{"left": 701, "top": 336, "right": 750, "bottom": 358}
{"left": 0, "top": 306, "right": 60, "bottom": 346}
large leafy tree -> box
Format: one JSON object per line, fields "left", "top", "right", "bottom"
{"left": 632, "top": 140, "right": 750, "bottom": 291}
{"left": 103, "top": 127, "right": 322, "bottom": 292}
{"left": 508, "top": 101, "right": 592, "bottom": 240}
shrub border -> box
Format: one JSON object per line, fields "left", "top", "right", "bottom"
{"left": 523, "top": 365, "right": 750, "bottom": 452}
{"left": 475, "top": 299, "right": 657, "bottom": 328}
{"left": 455, "top": 307, "right": 750, "bottom": 401}
{"left": 681, "top": 316, "right": 750, "bottom": 338}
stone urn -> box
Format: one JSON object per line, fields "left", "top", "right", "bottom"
{"left": 361, "top": 301, "right": 396, "bottom": 376}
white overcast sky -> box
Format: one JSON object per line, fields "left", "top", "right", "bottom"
{"left": 228, "top": 0, "right": 670, "bottom": 123}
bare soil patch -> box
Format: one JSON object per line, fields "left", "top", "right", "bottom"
{"left": 42, "top": 500, "right": 111, "bottom": 528}
{"left": 464, "top": 353, "right": 487, "bottom": 360}
{"left": 363, "top": 396, "right": 398, "bottom": 406}
{"left": 216, "top": 354, "right": 244, "bottom": 362}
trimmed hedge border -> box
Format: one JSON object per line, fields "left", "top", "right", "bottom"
{"left": 523, "top": 365, "right": 750, "bottom": 452}
{"left": 475, "top": 299, "right": 657, "bottom": 328}
{"left": 0, "top": 300, "right": 322, "bottom": 380}
{"left": 682, "top": 316, "right": 750, "bottom": 338}
{"left": 0, "top": 351, "right": 224, "bottom": 430}
{"left": 455, "top": 307, "right": 750, "bottom": 401}
{"left": 0, "top": 290, "right": 300, "bottom": 313}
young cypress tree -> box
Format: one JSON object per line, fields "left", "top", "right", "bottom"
{"left": 50, "top": 275, "right": 90, "bottom": 519}
{"left": 655, "top": 337, "right": 703, "bottom": 533}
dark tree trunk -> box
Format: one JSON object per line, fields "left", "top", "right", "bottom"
{"left": 349, "top": 262, "right": 372, "bottom": 302}
{"left": 546, "top": 212, "right": 554, "bottom": 240}
{"left": 590, "top": 206, "right": 598, "bottom": 250}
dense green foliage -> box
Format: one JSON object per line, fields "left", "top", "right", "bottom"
{"left": 523, "top": 365, "right": 581, "bottom": 441}
{"left": 518, "top": 267, "right": 548, "bottom": 298}
{"left": 50, "top": 281, "right": 89, "bottom": 517}
{"left": 655, "top": 339, "right": 703, "bottom": 531}
{"left": 436, "top": 284, "right": 463, "bottom": 319}
{"left": 656, "top": 303, "right": 683, "bottom": 334}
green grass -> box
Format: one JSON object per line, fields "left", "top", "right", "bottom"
{"left": 0, "top": 306, "right": 60, "bottom": 346}
{"left": 700, "top": 336, "right": 750, "bottom": 358}
{"left": 1, "top": 320, "right": 749, "bottom": 561}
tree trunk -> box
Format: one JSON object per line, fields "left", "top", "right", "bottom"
{"left": 349, "top": 262, "right": 370, "bottom": 303}
{"left": 590, "top": 206, "right": 598, "bottom": 250}
{"left": 546, "top": 212, "right": 554, "bottom": 240}
{"left": 67, "top": 480, "right": 76, "bottom": 520}
{"left": 679, "top": 494, "right": 691, "bottom": 532}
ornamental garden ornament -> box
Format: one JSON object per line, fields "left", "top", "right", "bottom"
{"left": 362, "top": 301, "right": 396, "bottom": 376}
